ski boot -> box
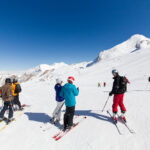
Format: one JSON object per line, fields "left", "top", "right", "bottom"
{"left": 0, "top": 117, "right": 7, "bottom": 122}
{"left": 121, "top": 111, "right": 127, "bottom": 123}
{"left": 54, "top": 119, "right": 60, "bottom": 125}
{"left": 7, "top": 118, "right": 15, "bottom": 124}
{"left": 50, "top": 117, "right": 55, "bottom": 123}
{"left": 113, "top": 112, "right": 118, "bottom": 124}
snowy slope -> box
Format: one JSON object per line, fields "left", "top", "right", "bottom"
{"left": 87, "top": 34, "right": 150, "bottom": 66}
{"left": 0, "top": 34, "right": 150, "bottom": 150}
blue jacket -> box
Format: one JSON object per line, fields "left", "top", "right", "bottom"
{"left": 55, "top": 84, "right": 64, "bottom": 102}
{"left": 60, "top": 83, "right": 79, "bottom": 107}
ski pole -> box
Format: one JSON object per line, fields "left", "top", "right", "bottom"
{"left": 102, "top": 96, "right": 110, "bottom": 112}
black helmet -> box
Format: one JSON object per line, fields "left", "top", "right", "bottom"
{"left": 5, "top": 78, "right": 11, "bottom": 83}
{"left": 13, "top": 79, "right": 18, "bottom": 83}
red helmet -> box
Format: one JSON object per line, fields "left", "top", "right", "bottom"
{"left": 68, "top": 76, "right": 75, "bottom": 83}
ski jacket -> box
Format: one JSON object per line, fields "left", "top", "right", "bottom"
{"left": 0, "top": 83, "right": 13, "bottom": 101}
{"left": 60, "top": 83, "right": 79, "bottom": 107}
{"left": 55, "top": 84, "right": 64, "bottom": 102}
{"left": 111, "top": 75, "right": 127, "bottom": 94}
{"left": 12, "top": 82, "right": 21, "bottom": 96}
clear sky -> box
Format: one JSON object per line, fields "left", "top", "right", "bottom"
{"left": 0, "top": 0, "right": 150, "bottom": 70}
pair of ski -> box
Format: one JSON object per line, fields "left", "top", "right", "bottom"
{"left": 107, "top": 110, "right": 135, "bottom": 135}
{"left": 53, "top": 115, "right": 87, "bottom": 141}
{"left": 0, "top": 117, "right": 15, "bottom": 125}
{"left": 0, "top": 111, "right": 24, "bottom": 133}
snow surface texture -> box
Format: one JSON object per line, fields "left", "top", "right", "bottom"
{"left": 0, "top": 34, "right": 150, "bottom": 150}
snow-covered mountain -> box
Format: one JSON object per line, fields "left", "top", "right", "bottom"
{"left": 87, "top": 34, "right": 150, "bottom": 67}
{"left": 0, "top": 34, "right": 150, "bottom": 84}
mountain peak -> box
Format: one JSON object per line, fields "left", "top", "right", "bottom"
{"left": 87, "top": 34, "right": 150, "bottom": 67}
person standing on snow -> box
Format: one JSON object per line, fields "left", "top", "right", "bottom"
{"left": 0, "top": 78, "right": 14, "bottom": 122}
{"left": 109, "top": 69, "right": 127, "bottom": 123}
{"left": 60, "top": 76, "right": 79, "bottom": 131}
{"left": 12, "top": 79, "right": 23, "bottom": 110}
{"left": 50, "top": 78, "right": 65, "bottom": 124}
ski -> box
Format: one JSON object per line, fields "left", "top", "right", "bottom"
{"left": 107, "top": 110, "right": 122, "bottom": 135}
{"left": 52, "top": 115, "right": 80, "bottom": 138}
{"left": 0, "top": 117, "right": 8, "bottom": 124}
{"left": 54, "top": 116, "right": 87, "bottom": 141}
{"left": 0, "top": 111, "right": 24, "bottom": 133}
{"left": 117, "top": 114, "right": 135, "bottom": 134}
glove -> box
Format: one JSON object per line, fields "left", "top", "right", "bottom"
{"left": 109, "top": 92, "right": 113, "bottom": 96}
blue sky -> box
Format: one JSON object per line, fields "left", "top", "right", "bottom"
{"left": 0, "top": 0, "right": 150, "bottom": 70}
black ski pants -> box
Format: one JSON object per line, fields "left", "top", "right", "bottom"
{"left": 64, "top": 106, "right": 75, "bottom": 127}
{"left": 0, "top": 101, "right": 13, "bottom": 119}
{"left": 13, "top": 95, "right": 21, "bottom": 108}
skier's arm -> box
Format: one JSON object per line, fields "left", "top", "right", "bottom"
{"left": 73, "top": 86, "right": 79, "bottom": 96}
{"left": 110, "top": 78, "right": 120, "bottom": 94}
{"left": 59, "top": 87, "right": 64, "bottom": 98}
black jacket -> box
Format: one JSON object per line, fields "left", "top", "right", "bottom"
{"left": 111, "top": 75, "right": 126, "bottom": 94}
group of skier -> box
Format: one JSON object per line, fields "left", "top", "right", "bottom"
{"left": 51, "top": 76, "right": 79, "bottom": 131}
{"left": 0, "top": 78, "right": 22, "bottom": 123}
{"left": 98, "top": 82, "right": 106, "bottom": 87}
{"left": 51, "top": 69, "right": 129, "bottom": 131}
{"left": 0, "top": 69, "right": 128, "bottom": 128}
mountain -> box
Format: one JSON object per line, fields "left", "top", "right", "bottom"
{"left": 87, "top": 34, "right": 150, "bottom": 67}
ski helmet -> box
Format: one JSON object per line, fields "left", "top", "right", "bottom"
{"left": 68, "top": 76, "right": 75, "bottom": 83}
{"left": 112, "top": 69, "right": 118, "bottom": 74}
{"left": 56, "top": 78, "right": 63, "bottom": 84}
{"left": 13, "top": 79, "right": 18, "bottom": 83}
{"left": 5, "top": 78, "right": 11, "bottom": 83}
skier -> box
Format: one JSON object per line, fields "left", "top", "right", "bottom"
{"left": 12, "top": 79, "right": 23, "bottom": 110}
{"left": 60, "top": 76, "right": 79, "bottom": 131}
{"left": 104, "top": 82, "right": 106, "bottom": 87}
{"left": 109, "top": 69, "right": 127, "bottom": 123}
{"left": 50, "top": 78, "right": 65, "bottom": 124}
{"left": 98, "top": 82, "right": 101, "bottom": 87}
{"left": 0, "top": 78, "right": 14, "bottom": 122}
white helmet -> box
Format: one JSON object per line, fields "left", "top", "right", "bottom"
{"left": 56, "top": 78, "right": 63, "bottom": 84}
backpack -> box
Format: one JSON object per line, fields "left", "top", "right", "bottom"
{"left": 119, "top": 76, "right": 128, "bottom": 91}
{"left": 15, "top": 84, "right": 22, "bottom": 93}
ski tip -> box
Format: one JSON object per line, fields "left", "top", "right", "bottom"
{"left": 55, "top": 137, "right": 61, "bottom": 141}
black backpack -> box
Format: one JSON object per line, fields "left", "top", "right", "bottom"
{"left": 15, "top": 84, "right": 22, "bottom": 93}
{"left": 119, "top": 76, "right": 128, "bottom": 92}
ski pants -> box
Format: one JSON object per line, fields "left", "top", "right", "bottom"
{"left": 112, "top": 94, "right": 126, "bottom": 113}
{"left": 13, "top": 95, "right": 21, "bottom": 109}
{"left": 0, "top": 101, "right": 13, "bottom": 119}
{"left": 64, "top": 106, "right": 75, "bottom": 127}
{"left": 52, "top": 101, "right": 64, "bottom": 121}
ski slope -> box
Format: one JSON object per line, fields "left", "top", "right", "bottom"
{"left": 0, "top": 34, "right": 150, "bottom": 150}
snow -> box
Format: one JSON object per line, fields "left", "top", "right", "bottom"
{"left": 0, "top": 34, "right": 150, "bottom": 150}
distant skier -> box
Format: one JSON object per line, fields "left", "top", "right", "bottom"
{"left": 0, "top": 78, "right": 14, "bottom": 122}
{"left": 109, "top": 69, "right": 128, "bottom": 123}
{"left": 50, "top": 78, "right": 65, "bottom": 124}
{"left": 98, "top": 82, "right": 101, "bottom": 87}
{"left": 104, "top": 82, "right": 106, "bottom": 87}
{"left": 60, "top": 76, "right": 79, "bottom": 131}
{"left": 12, "top": 79, "right": 23, "bottom": 110}
{"left": 148, "top": 77, "right": 150, "bottom": 82}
